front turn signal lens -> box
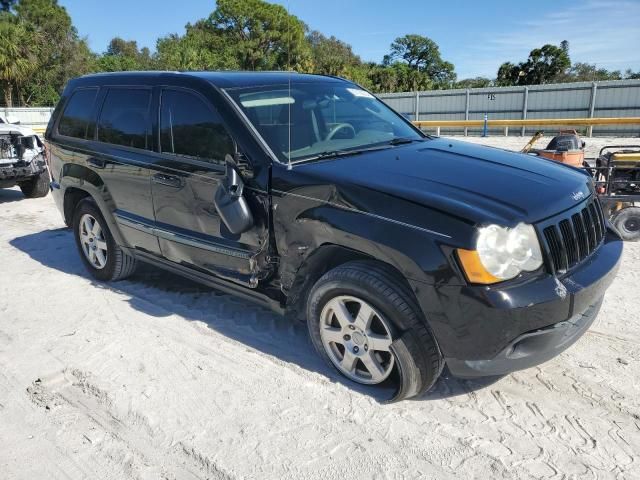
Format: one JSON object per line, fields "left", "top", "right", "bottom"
{"left": 457, "top": 248, "right": 501, "bottom": 285}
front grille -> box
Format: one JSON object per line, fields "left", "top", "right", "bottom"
{"left": 542, "top": 197, "right": 606, "bottom": 274}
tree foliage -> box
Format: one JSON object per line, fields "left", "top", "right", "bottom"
{"left": 558, "top": 62, "right": 622, "bottom": 82}
{"left": 156, "top": 26, "right": 239, "bottom": 71}
{"left": 1, "top": 0, "right": 639, "bottom": 106}
{"left": 308, "top": 30, "right": 360, "bottom": 77}
{"left": 496, "top": 42, "right": 571, "bottom": 86}
{"left": 455, "top": 77, "right": 492, "bottom": 89}
{"left": 204, "top": 0, "right": 311, "bottom": 71}
{"left": 1, "top": 0, "right": 94, "bottom": 106}
{"left": 95, "top": 37, "right": 153, "bottom": 72}
{"left": 625, "top": 69, "right": 640, "bottom": 80}
{"left": 0, "top": 15, "right": 39, "bottom": 106}
{"left": 385, "top": 34, "right": 456, "bottom": 88}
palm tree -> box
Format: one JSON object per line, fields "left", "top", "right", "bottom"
{"left": 0, "top": 19, "right": 38, "bottom": 107}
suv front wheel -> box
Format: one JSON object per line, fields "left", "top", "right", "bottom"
{"left": 19, "top": 170, "right": 50, "bottom": 198}
{"left": 307, "top": 261, "right": 443, "bottom": 400}
{"left": 73, "top": 199, "right": 137, "bottom": 281}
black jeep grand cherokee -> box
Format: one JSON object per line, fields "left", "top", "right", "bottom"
{"left": 46, "top": 72, "right": 622, "bottom": 400}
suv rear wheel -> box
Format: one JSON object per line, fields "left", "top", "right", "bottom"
{"left": 73, "top": 199, "right": 137, "bottom": 281}
{"left": 307, "top": 261, "right": 443, "bottom": 400}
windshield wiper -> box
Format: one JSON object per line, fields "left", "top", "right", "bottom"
{"left": 294, "top": 145, "right": 391, "bottom": 163}
{"left": 291, "top": 138, "right": 427, "bottom": 164}
{"left": 387, "top": 137, "right": 425, "bottom": 146}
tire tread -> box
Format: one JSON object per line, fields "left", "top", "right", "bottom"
{"left": 308, "top": 260, "right": 443, "bottom": 398}
{"left": 73, "top": 198, "right": 137, "bottom": 281}
{"left": 19, "top": 170, "right": 50, "bottom": 198}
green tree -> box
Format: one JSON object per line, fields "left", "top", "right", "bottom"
{"left": 365, "top": 62, "right": 431, "bottom": 93}
{"left": 203, "top": 0, "right": 311, "bottom": 71}
{"left": 523, "top": 44, "right": 571, "bottom": 84}
{"left": 13, "top": 0, "right": 94, "bottom": 105}
{"left": 386, "top": 34, "right": 456, "bottom": 88}
{"left": 0, "top": 17, "right": 39, "bottom": 106}
{"left": 496, "top": 61, "right": 522, "bottom": 86}
{"left": 96, "top": 37, "right": 154, "bottom": 72}
{"left": 155, "top": 23, "right": 239, "bottom": 71}
{"left": 559, "top": 62, "right": 622, "bottom": 82}
{"left": 496, "top": 42, "right": 570, "bottom": 86}
{"left": 455, "top": 77, "right": 492, "bottom": 89}
{"left": 342, "top": 62, "right": 376, "bottom": 91}
{"left": 308, "top": 30, "right": 360, "bottom": 77}
{"left": 624, "top": 69, "right": 640, "bottom": 79}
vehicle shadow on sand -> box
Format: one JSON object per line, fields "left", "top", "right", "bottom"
{"left": 0, "top": 188, "right": 27, "bottom": 204}
{"left": 11, "top": 228, "right": 504, "bottom": 403}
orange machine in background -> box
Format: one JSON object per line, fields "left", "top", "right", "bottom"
{"left": 522, "top": 130, "right": 586, "bottom": 168}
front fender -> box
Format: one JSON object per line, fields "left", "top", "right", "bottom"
{"left": 273, "top": 194, "right": 468, "bottom": 292}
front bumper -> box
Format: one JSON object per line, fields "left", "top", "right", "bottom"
{"left": 446, "top": 298, "right": 602, "bottom": 377}
{"left": 416, "top": 227, "right": 622, "bottom": 377}
{"left": 0, "top": 159, "right": 46, "bottom": 183}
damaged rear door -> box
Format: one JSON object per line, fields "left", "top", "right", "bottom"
{"left": 149, "top": 87, "right": 269, "bottom": 286}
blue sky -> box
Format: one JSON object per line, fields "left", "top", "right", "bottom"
{"left": 59, "top": 0, "right": 640, "bottom": 79}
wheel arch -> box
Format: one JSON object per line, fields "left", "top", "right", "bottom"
{"left": 61, "top": 180, "right": 127, "bottom": 247}
{"left": 285, "top": 243, "right": 422, "bottom": 323}
{"left": 63, "top": 187, "right": 91, "bottom": 226}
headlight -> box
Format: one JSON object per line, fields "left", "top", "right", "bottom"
{"left": 457, "top": 223, "right": 543, "bottom": 284}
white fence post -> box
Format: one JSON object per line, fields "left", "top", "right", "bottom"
{"left": 414, "top": 91, "right": 420, "bottom": 122}
{"left": 464, "top": 89, "right": 470, "bottom": 136}
{"left": 588, "top": 82, "right": 598, "bottom": 137}
{"left": 521, "top": 87, "right": 529, "bottom": 137}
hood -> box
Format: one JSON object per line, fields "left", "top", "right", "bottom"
{"left": 0, "top": 123, "right": 38, "bottom": 137}
{"left": 295, "top": 138, "right": 593, "bottom": 226}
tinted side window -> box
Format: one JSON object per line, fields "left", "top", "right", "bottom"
{"left": 160, "top": 89, "right": 233, "bottom": 163}
{"left": 98, "top": 88, "right": 151, "bottom": 150}
{"left": 58, "top": 88, "right": 98, "bottom": 139}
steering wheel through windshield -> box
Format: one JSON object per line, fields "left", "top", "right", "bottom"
{"left": 325, "top": 123, "right": 356, "bottom": 141}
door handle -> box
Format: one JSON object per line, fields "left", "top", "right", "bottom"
{"left": 152, "top": 172, "right": 182, "bottom": 188}
{"left": 87, "top": 157, "right": 106, "bottom": 169}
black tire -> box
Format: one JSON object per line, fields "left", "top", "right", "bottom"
{"left": 612, "top": 206, "right": 640, "bottom": 241}
{"left": 19, "top": 170, "right": 50, "bottom": 198}
{"left": 307, "top": 260, "right": 443, "bottom": 400}
{"left": 72, "top": 198, "right": 137, "bottom": 281}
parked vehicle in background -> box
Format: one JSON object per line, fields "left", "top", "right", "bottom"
{"left": 522, "top": 131, "right": 640, "bottom": 242}
{"left": 45, "top": 72, "right": 622, "bottom": 400}
{"left": 0, "top": 114, "right": 49, "bottom": 198}
{"left": 593, "top": 145, "right": 640, "bottom": 241}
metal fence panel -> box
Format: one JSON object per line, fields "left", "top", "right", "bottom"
{"left": 379, "top": 79, "right": 640, "bottom": 137}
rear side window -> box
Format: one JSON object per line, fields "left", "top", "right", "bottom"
{"left": 160, "top": 89, "right": 233, "bottom": 164}
{"left": 58, "top": 88, "right": 98, "bottom": 139}
{"left": 98, "top": 88, "right": 151, "bottom": 150}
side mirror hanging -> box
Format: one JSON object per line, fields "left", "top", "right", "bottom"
{"left": 213, "top": 154, "right": 254, "bottom": 235}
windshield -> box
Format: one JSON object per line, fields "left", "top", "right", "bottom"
{"left": 225, "top": 82, "right": 424, "bottom": 163}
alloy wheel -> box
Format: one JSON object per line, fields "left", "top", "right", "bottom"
{"left": 79, "top": 213, "right": 108, "bottom": 270}
{"left": 319, "top": 295, "right": 395, "bottom": 384}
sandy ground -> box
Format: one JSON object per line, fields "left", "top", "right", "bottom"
{"left": 1, "top": 142, "right": 639, "bottom": 478}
